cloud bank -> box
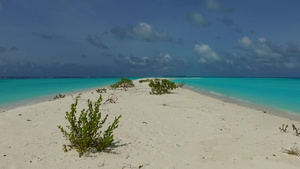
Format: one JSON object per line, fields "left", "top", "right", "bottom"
{"left": 111, "top": 22, "right": 172, "bottom": 42}
{"left": 87, "top": 35, "right": 109, "bottom": 49}
{"left": 194, "top": 43, "right": 221, "bottom": 63}
{"left": 115, "top": 53, "right": 186, "bottom": 72}
{"left": 206, "top": 0, "right": 234, "bottom": 13}
{"left": 187, "top": 12, "right": 211, "bottom": 27}
{"left": 236, "top": 36, "right": 300, "bottom": 70}
{"left": 132, "top": 22, "right": 171, "bottom": 42}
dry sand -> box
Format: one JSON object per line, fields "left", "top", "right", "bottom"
{"left": 1, "top": 79, "right": 300, "bottom": 169}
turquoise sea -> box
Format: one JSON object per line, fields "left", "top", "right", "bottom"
{"left": 0, "top": 78, "right": 123, "bottom": 110}
{"left": 1, "top": 77, "right": 300, "bottom": 118}
{"left": 173, "top": 78, "right": 300, "bottom": 116}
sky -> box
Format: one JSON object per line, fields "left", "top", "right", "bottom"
{"left": 1, "top": 0, "right": 300, "bottom": 77}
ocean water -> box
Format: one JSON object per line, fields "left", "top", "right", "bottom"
{"left": 0, "top": 77, "right": 125, "bottom": 110}
{"left": 173, "top": 78, "right": 300, "bottom": 115}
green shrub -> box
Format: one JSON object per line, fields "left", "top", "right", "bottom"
{"left": 53, "top": 93, "right": 65, "bottom": 100}
{"left": 96, "top": 88, "right": 107, "bottom": 93}
{"left": 149, "top": 79, "right": 177, "bottom": 95}
{"left": 110, "top": 78, "right": 134, "bottom": 90}
{"left": 109, "top": 83, "right": 120, "bottom": 89}
{"left": 139, "top": 79, "right": 151, "bottom": 83}
{"left": 58, "top": 95, "right": 121, "bottom": 157}
{"left": 176, "top": 82, "right": 185, "bottom": 88}
{"left": 279, "top": 124, "right": 288, "bottom": 133}
{"left": 292, "top": 124, "right": 300, "bottom": 136}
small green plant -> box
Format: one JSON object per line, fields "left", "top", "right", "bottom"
{"left": 109, "top": 83, "right": 119, "bottom": 89}
{"left": 279, "top": 124, "right": 288, "bottom": 133}
{"left": 96, "top": 88, "right": 107, "bottom": 93}
{"left": 53, "top": 93, "right": 65, "bottom": 100}
{"left": 176, "top": 82, "right": 185, "bottom": 88}
{"left": 110, "top": 78, "right": 134, "bottom": 90}
{"left": 58, "top": 95, "right": 121, "bottom": 157}
{"left": 149, "top": 79, "right": 177, "bottom": 95}
{"left": 139, "top": 79, "right": 151, "bottom": 83}
{"left": 292, "top": 124, "right": 300, "bottom": 136}
{"left": 71, "top": 93, "right": 82, "bottom": 100}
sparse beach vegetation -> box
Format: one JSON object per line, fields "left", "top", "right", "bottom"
{"left": 96, "top": 88, "right": 107, "bottom": 93}
{"left": 149, "top": 79, "right": 177, "bottom": 95}
{"left": 292, "top": 124, "right": 300, "bottom": 136}
{"left": 57, "top": 94, "right": 121, "bottom": 157}
{"left": 176, "top": 82, "right": 185, "bottom": 88}
{"left": 109, "top": 78, "right": 134, "bottom": 90}
{"left": 53, "top": 93, "right": 65, "bottom": 100}
{"left": 279, "top": 124, "right": 288, "bottom": 133}
{"left": 139, "top": 79, "right": 151, "bottom": 83}
{"left": 71, "top": 93, "right": 82, "bottom": 100}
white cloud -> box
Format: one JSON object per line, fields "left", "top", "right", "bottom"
{"left": 187, "top": 12, "right": 211, "bottom": 27}
{"left": 116, "top": 53, "right": 186, "bottom": 72}
{"left": 155, "top": 53, "right": 174, "bottom": 71}
{"left": 258, "top": 38, "right": 266, "bottom": 43}
{"left": 206, "top": 0, "right": 221, "bottom": 11}
{"left": 157, "top": 53, "right": 173, "bottom": 63}
{"left": 154, "top": 53, "right": 187, "bottom": 71}
{"left": 124, "top": 55, "right": 149, "bottom": 66}
{"left": 194, "top": 43, "right": 220, "bottom": 62}
{"left": 226, "top": 60, "right": 234, "bottom": 64}
{"left": 206, "top": 0, "right": 234, "bottom": 12}
{"left": 234, "top": 36, "right": 300, "bottom": 70}
{"left": 238, "top": 36, "right": 252, "bottom": 47}
{"left": 132, "top": 22, "right": 170, "bottom": 42}
{"left": 198, "top": 57, "right": 206, "bottom": 63}
{"left": 238, "top": 36, "right": 283, "bottom": 59}
{"left": 132, "top": 22, "right": 152, "bottom": 36}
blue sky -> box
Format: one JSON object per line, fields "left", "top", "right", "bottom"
{"left": 1, "top": 0, "right": 300, "bottom": 77}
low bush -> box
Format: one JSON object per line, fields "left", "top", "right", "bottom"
{"left": 58, "top": 95, "right": 121, "bottom": 157}
{"left": 139, "top": 79, "right": 151, "bottom": 83}
{"left": 292, "top": 124, "right": 300, "bottom": 136}
{"left": 53, "top": 93, "right": 65, "bottom": 100}
{"left": 176, "top": 82, "right": 185, "bottom": 88}
{"left": 110, "top": 78, "right": 134, "bottom": 90}
{"left": 279, "top": 124, "right": 288, "bottom": 133}
{"left": 71, "top": 93, "right": 82, "bottom": 100}
{"left": 149, "top": 79, "right": 177, "bottom": 95}
{"left": 96, "top": 88, "right": 107, "bottom": 93}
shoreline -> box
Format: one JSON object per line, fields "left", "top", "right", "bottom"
{"left": 1, "top": 79, "right": 300, "bottom": 168}
{"left": 2, "top": 77, "right": 300, "bottom": 123}
{"left": 2, "top": 78, "right": 300, "bottom": 122}
{"left": 3, "top": 78, "right": 299, "bottom": 121}
{"left": 0, "top": 84, "right": 111, "bottom": 113}
{"left": 0, "top": 77, "right": 125, "bottom": 112}
{"left": 184, "top": 85, "right": 300, "bottom": 121}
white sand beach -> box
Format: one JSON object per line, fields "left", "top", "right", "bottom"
{"left": 1, "top": 79, "right": 300, "bottom": 169}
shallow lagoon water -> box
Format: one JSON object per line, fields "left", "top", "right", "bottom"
{"left": 0, "top": 78, "right": 123, "bottom": 110}
{"left": 173, "top": 78, "right": 300, "bottom": 115}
